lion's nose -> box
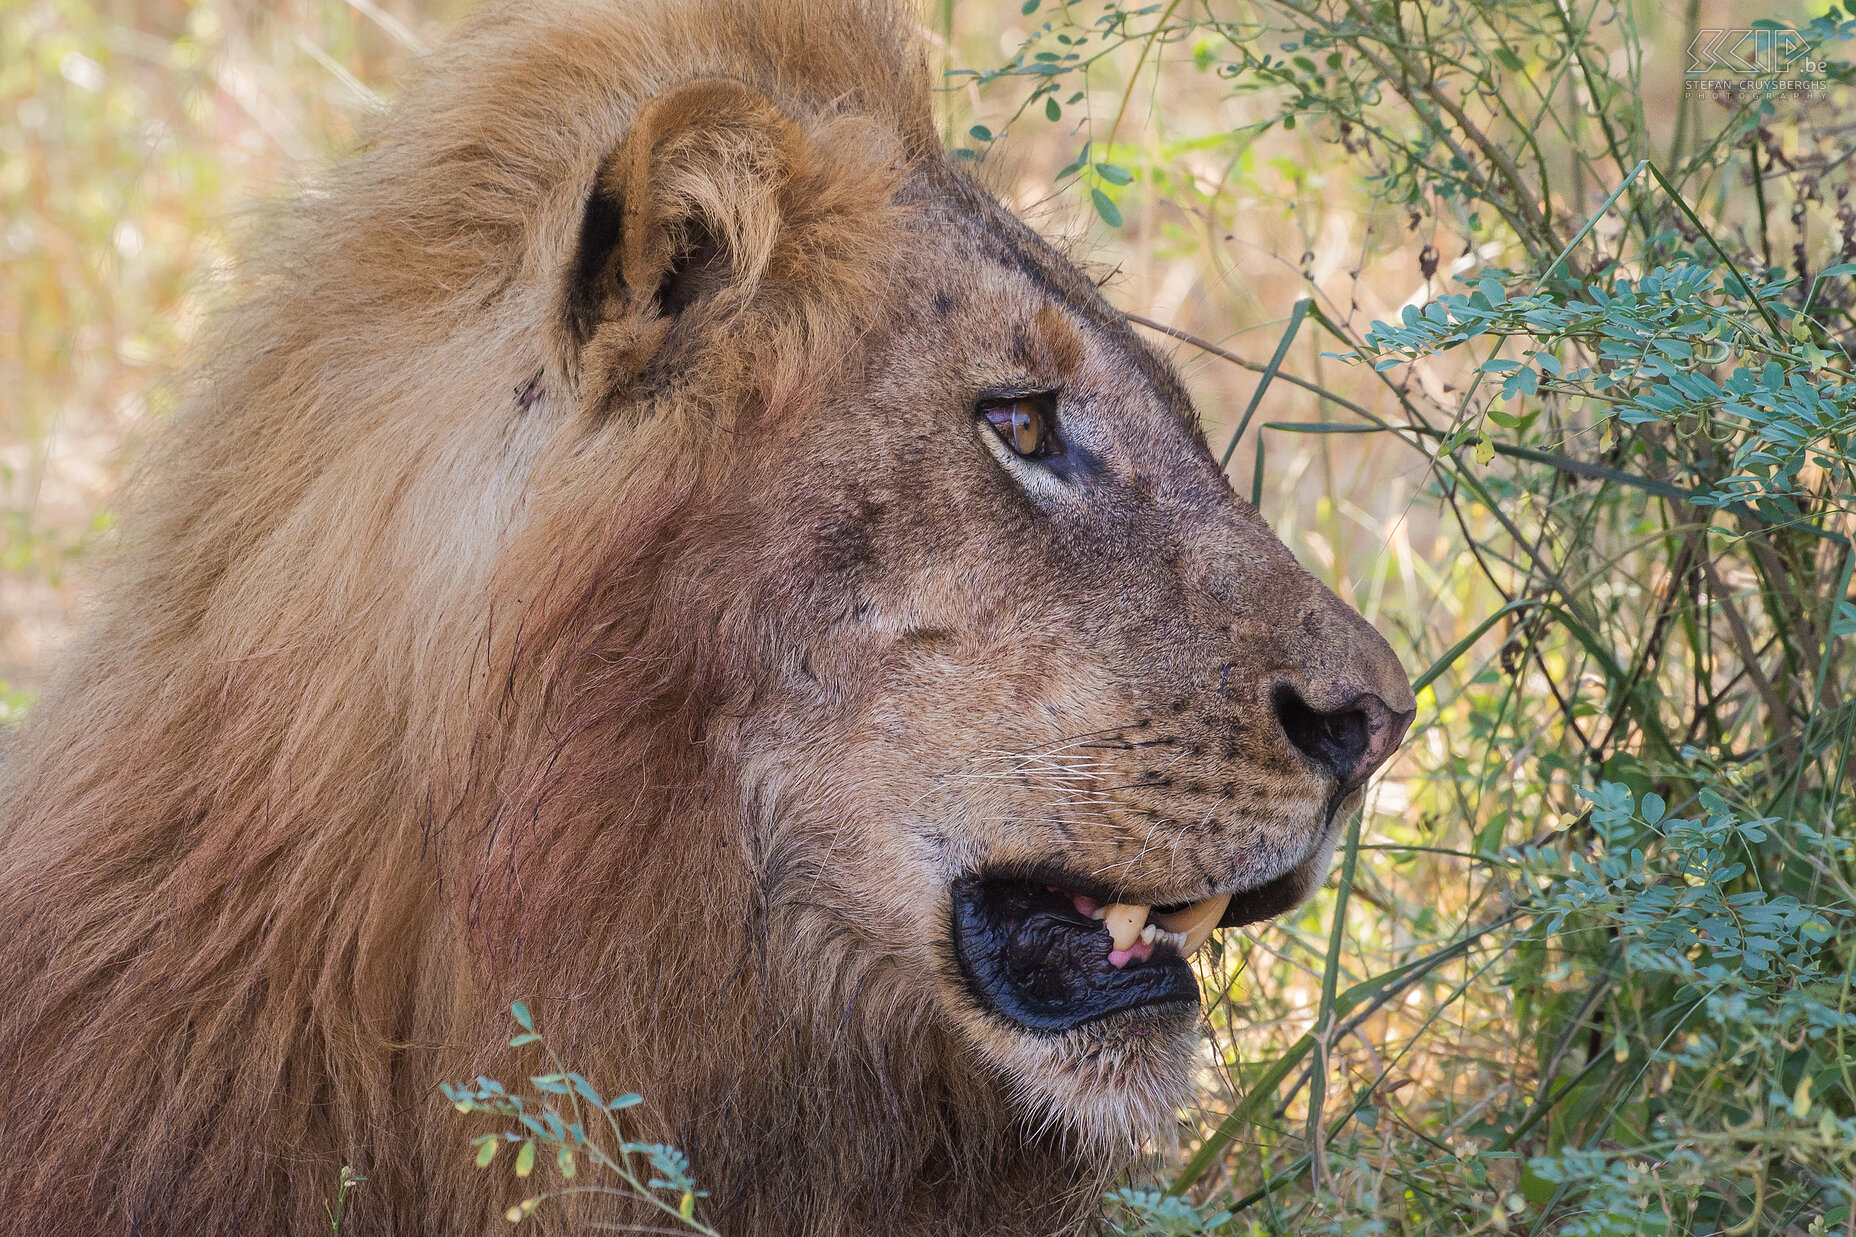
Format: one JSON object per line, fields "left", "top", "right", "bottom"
{"left": 1271, "top": 683, "right": 1412, "bottom": 792}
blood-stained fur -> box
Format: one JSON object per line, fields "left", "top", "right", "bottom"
{"left": 0, "top": 2, "right": 1412, "bottom": 1234}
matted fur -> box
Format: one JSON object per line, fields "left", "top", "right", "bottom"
{"left": 0, "top": 2, "right": 1412, "bottom": 1234}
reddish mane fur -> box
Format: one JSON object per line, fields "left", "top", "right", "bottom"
{"left": 0, "top": 3, "right": 1091, "bottom": 1233}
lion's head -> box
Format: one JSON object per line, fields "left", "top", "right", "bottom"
{"left": 525, "top": 60, "right": 1414, "bottom": 1158}
{"left": 0, "top": 1, "right": 1411, "bottom": 1233}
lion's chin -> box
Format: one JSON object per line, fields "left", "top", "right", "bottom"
{"left": 993, "top": 1001, "right": 1202, "bottom": 1155}
{"left": 944, "top": 849, "right": 1339, "bottom": 1153}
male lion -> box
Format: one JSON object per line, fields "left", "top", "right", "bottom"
{"left": 0, "top": 1, "right": 1413, "bottom": 1233}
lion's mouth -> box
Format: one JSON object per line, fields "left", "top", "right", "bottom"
{"left": 949, "top": 867, "right": 1306, "bottom": 1033}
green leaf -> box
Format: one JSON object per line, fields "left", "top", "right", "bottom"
{"left": 1821, "top": 262, "right": 1856, "bottom": 277}
{"left": 514, "top": 1140, "right": 535, "bottom": 1178}
{"left": 968, "top": 124, "right": 993, "bottom": 142}
{"left": 1055, "top": 141, "right": 1091, "bottom": 179}
{"left": 476, "top": 1139, "right": 498, "bottom": 1168}
{"left": 508, "top": 1032, "right": 540, "bottom": 1047}
{"left": 1094, "top": 161, "right": 1134, "bottom": 185}
{"left": 510, "top": 1002, "right": 533, "bottom": 1032}
{"left": 1045, "top": 96, "right": 1060, "bottom": 121}
{"left": 1494, "top": 47, "right": 1523, "bottom": 70}
{"left": 1021, "top": 0, "right": 1040, "bottom": 11}
{"left": 1474, "top": 815, "right": 1507, "bottom": 855}
{"left": 1090, "top": 187, "right": 1122, "bottom": 227}
{"left": 557, "top": 1146, "right": 576, "bottom": 1179}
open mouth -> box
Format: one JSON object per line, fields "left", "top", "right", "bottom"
{"left": 949, "top": 867, "right": 1308, "bottom": 1033}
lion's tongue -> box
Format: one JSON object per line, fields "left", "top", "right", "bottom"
{"left": 1084, "top": 894, "right": 1233, "bottom": 968}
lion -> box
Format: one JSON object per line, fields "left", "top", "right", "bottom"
{"left": 0, "top": 1, "right": 1413, "bottom": 1233}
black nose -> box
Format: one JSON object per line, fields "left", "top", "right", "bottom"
{"left": 1271, "top": 684, "right": 1410, "bottom": 792}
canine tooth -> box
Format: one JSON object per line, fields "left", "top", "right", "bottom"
{"left": 1153, "top": 893, "right": 1233, "bottom": 958}
{"left": 1102, "top": 904, "right": 1150, "bottom": 952}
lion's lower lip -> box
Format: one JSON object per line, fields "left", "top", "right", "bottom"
{"left": 948, "top": 877, "right": 1202, "bottom": 1033}
{"left": 950, "top": 868, "right": 1313, "bottom": 1034}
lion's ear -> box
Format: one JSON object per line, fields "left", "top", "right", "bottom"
{"left": 558, "top": 78, "right": 804, "bottom": 405}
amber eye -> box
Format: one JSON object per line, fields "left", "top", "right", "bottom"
{"left": 979, "top": 395, "right": 1059, "bottom": 459}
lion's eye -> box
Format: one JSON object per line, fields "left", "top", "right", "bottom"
{"left": 979, "top": 395, "right": 1060, "bottom": 459}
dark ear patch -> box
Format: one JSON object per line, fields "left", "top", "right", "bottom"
{"left": 654, "top": 223, "right": 726, "bottom": 318}
{"left": 571, "top": 191, "right": 727, "bottom": 337}
{"left": 564, "top": 182, "right": 625, "bottom": 353}
{"left": 551, "top": 77, "right": 806, "bottom": 405}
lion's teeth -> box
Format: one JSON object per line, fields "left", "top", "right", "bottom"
{"left": 1102, "top": 895, "right": 1230, "bottom": 958}
{"left": 1153, "top": 893, "right": 1233, "bottom": 958}
{"left": 1102, "top": 904, "right": 1150, "bottom": 952}
{"left": 1140, "top": 922, "right": 1186, "bottom": 950}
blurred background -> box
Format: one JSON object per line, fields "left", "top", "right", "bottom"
{"left": 1, "top": 0, "right": 464, "bottom": 709}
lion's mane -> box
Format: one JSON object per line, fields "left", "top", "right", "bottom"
{"left": 0, "top": 4, "right": 1096, "bottom": 1234}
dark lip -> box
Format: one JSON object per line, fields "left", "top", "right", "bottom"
{"left": 949, "top": 875, "right": 1197, "bottom": 1033}
{"left": 947, "top": 862, "right": 1308, "bottom": 1035}
{"left": 1215, "top": 866, "right": 1308, "bottom": 929}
